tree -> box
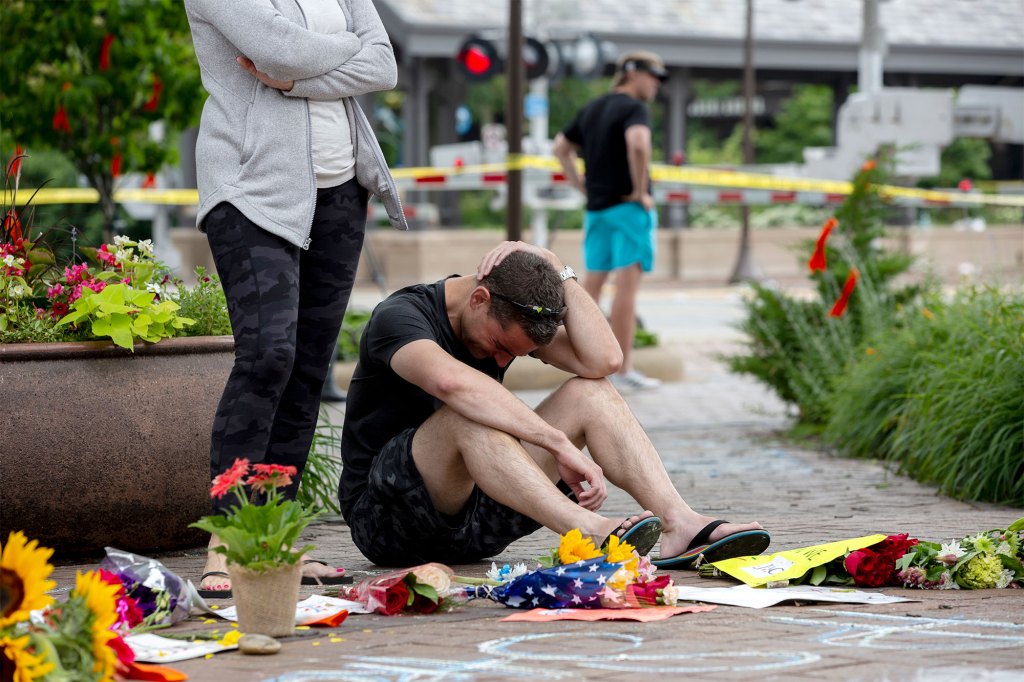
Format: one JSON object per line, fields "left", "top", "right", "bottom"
{"left": 0, "top": 0, "right": 204, "bottom": 241}
{"left": 756, "top": 84, "right": 834, "bottom": 164}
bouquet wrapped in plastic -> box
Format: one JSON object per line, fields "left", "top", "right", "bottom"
{"left": 98, "top": 547, "right": 193, "bottom": 628}
{"left": 341, "top": 563, "right": 459, "bottom": 615}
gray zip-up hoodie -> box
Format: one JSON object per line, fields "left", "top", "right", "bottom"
{"left": 185, "top": 0, "right": 408, "bottom": 248}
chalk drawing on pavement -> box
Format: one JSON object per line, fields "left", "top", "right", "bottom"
{"left": 767, "top": 609, "right": 1024, "bottom": 651}
{"left": 265, "top": 631, "right": 820, "bottom": 681}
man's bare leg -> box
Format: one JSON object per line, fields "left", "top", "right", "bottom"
{"left": 411, "top": 406, "right": 652, "bottom": 545}
{"left": 609, "top": 264, "right": 643, "bottom": 373}
{"left": 524, "top": 377, "right": 763, "bottom": 559}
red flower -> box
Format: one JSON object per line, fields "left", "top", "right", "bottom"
{"left": 144, "top": 74, "right": 163, "bottom": 112}
{"left": 380, "top": 581, "right": 410, "bottom": 615}
{"left": 111, "top": 153, "right": 122, "bottom": 178}
{"left": 99, "top": 34, "right": 115, "bottom": 71}
{"left": 7, "top": 145, "right": 24, "bottom": 180}
{"left": 97, "top": 569, "right": 125, "bottom": 592}
{"left": 844, "top": 548, "right": 893, "bottom": 587}
{"left": 2, "top": 209, "right": 22, "bottom": 242}
{"left": 861, "top": 159, "right": 877, "bottom": 172}
{"left": 210, "top": 458, "right": 251, "bottom": 499}
{"left": 627, "top": 575, "right": 671, "bottom": 606}
{"left": 808, "top": 217, "right": 837, "bottom": 272}
{"left": 829, "top": 268, "right": 859, "bottom": 318}
{"left": 52, "top": 104, "right": 71, "bottom": 133}
{"left": 108, "top": 634, "right": 136, "bottom": 672}
{"left": 246, "top": 463, "right": 297, "bottom": 492}
{"left": 409, "top": 592, "right": 440, "bottom": 614}
{"left": 141, "top": 173, "right": 157, "bottom": 189}
{"left": 875, "top": 533, "right": 918, "bottom": 565}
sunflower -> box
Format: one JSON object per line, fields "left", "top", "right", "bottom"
{"left": 0, "top": 532, "right": 56, "bottom": 629}
{"left": 72, "top": 571, "right": 120, "bottom": 681}
{"left": 603, "top": 535, "right": 639, "bottom": 576}
{"left": 1, "top": 633, "right": 54, "bottom": 682}
{"left": 557, "top": 529, "right": 602, "bottom": 565}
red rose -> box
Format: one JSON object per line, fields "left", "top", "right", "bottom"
{"left": 876, "top": 533, "right": 918, "bottom": 564}
{"left": 379, "top": 581, "right": 410, "bottom": 615}
{"left": 409, "top": 592, "right": 440, "bottom": 614}
{"left": 844, "top": 549, "right": 892, "bottom": 587}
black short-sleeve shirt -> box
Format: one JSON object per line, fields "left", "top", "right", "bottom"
{"left": 338, "top": 279, "right": 506, "bottom": 516}
{"left": 562, "top": 92, "right": 651, "bottom": 211}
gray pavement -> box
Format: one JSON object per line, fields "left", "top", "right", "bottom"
{"left": 49, "top": 285, "right": 1024, "bottom": 681}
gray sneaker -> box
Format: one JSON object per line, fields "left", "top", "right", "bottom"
{"left": 610, "top": 369, "right": 662, "bottom": 392}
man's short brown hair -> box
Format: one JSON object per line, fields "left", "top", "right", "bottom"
{"left": 480, "top": 251, "right": 564, "bottom": 346}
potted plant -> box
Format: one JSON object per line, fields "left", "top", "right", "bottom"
{"left": 0, "top": 154, "right": 234, "bottom": 555}
{"left": 191, "top": 459, "right": 320, "bottom": 637}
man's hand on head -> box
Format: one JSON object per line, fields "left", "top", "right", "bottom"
{"left": 476, "top": 241, "right": 562, "bottom": 280}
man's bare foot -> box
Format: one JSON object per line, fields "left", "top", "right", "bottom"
{"left": 657, "top": 516, "right": 764, "bottom": 559}
{"left": 199, "top": 535, "right": 231, "bottom": 595}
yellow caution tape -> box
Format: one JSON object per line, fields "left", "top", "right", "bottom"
{"left": 5, "top": 155, "right": 1023, "bottom": 207}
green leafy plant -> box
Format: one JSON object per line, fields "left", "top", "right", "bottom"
{"left": 173, "top": 267, "right": 232, "bottom": 337}
{"left": 727, "top": 157, "right": 926, "bottom": 424}
{"left": 296, "top": 409, "right": 344, "bottom": 516}
{"left": 57, "top": 282, "right": 193, "bottom": 349}
{"left": 191, "top": 459, "right": 320, "bottom": 573}
{"left": 335, "top": 309, "right": 372, "bottom": 361}
{"left": 826, "top": 287, "right": 1024, "bottom": 505}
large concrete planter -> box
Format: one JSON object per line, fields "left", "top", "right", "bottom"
{"left": 0, "top": 336, "right": 234, "bottom": 556}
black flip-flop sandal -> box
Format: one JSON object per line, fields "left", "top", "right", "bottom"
{"left": 601, "top": 515, "right": 663, "bottom": 556}
{"left": 653, "top": 520, "right": 770, "bottom": 569}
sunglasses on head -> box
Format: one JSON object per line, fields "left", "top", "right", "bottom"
{"left": 489, "top": 290, "right": 567, "bottom": 322}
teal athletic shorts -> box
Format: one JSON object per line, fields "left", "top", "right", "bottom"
{"left": 583, "top": 202, "right": 658, "bottom": 273}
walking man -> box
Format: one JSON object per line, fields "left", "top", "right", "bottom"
{"left": 338, "top": 241, "right": 769, "bottom": 568}
{"left": 554, "top": 51, "right": 667, "bottom": 391}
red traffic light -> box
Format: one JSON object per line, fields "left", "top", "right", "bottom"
{"left": 457, "top": 37, "right": 500, "bottom": 81}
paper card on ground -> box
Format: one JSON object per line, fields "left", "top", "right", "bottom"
{"left": 500, "top": 605, "right": 717, "bottom": 622}
{"left": 212, "top": 594, "right": 370, "bottom": 624}
{"left": 709, "top": 535, "right": 887, "bottom": 587}
{"left": 672, "top": 584, "right": 915, "bottom": 609}
{"left": 126, "top": 633, "right": 238, "bottom": 663}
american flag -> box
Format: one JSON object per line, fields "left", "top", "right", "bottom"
{"left": 468, "top": 557, "right": 629, "bottom": 609}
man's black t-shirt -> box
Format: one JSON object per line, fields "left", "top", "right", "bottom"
{"left": 338, "top": 279, "right": 506, "bottom": 517}
{"left": 562, "top": 92, "right": 650, "bottom": 212}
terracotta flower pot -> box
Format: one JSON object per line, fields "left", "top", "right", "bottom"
{"left": 0, "top": 336, "right": 234, "bottom": 556}
{"left": 229, "top": 562, "right": 302, "bottom": 637}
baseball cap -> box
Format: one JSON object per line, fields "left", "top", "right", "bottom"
{"left": 616, "top": 51, "right": 669, "bottom": 82}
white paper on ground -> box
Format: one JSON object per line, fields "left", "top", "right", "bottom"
{"left": 126, "top": 633, "right": 238, "bottom": 663}
{"left": 211, "top": 594, "right": 372, "bottom": 623}
{"left": 672, "top": 584, "right": 916, "bottom": 609}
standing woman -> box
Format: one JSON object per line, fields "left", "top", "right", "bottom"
{"left": 184, "top": 0, "right": 407, "bottom": 595}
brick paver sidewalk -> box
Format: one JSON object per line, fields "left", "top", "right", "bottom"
{"left": 49, "top": 334, "right": 1024, "bottom": 681}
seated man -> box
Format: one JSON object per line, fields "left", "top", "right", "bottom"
{"left": 338, "top": 241, "right": 769, "bottom": 568}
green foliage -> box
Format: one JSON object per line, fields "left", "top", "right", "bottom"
{"left": 57, "top": 282, "right": 194, "bottom": 349}
{"left": 918, "top": 138, "right": 993, "bottom": 189}
{"left": 727, "top": 157, "right": 922, "bottom": 424}
{"left": 173, "top": 268, "right": 232, "bottom": 337}
{"left": 0, "top": 0, "right": 204, "bottom": 232}
{"left": 335, "top": 309, "right": 372, "bottom": 361}
{"left": 826, "top": 288, "right": 1024, "bottom": 506}
{"left": 756, "top": 85, "right": 834, "bottom": 164}
{"left": 296, "top": 409, "right": 344, "bottom": 516}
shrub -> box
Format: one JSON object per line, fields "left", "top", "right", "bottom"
{"left": 826, "top": 288, "right": 1024, "bottom": 505}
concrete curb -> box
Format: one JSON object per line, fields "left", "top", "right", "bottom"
{"left": 333, "top": 344, "right": 685, "bottom": 391}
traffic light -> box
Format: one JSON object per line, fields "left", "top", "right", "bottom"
{"left": 456, "top": 36, "right": 501, "bottom": 82}
{"left": 455, "top": 34, "right": 616, "bottom": 83}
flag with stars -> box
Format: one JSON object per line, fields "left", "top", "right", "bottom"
{"left": 471, "top": 557, "right": 629, "bottom": 609}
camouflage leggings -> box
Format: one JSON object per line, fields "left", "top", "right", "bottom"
{"left": 205, "top": 180, "right": 367, "bottom": 513}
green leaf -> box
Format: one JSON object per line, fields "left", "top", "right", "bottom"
{"left": 809, "top": 565, "right": 827, "bottom": 586}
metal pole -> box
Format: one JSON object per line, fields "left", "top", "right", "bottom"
{"left": 506, "top": 0, "right": 524, "bottom": 242}
{"left": 729, "top": 0, "right": 760, "bottom": 283}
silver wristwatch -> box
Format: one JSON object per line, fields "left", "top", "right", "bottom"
{"left": 559, "top": 265, "right": 578, "bottom": 282}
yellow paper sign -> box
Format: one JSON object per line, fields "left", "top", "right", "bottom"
{"left": 709, "top": 535, "right": 886, "bottom": 587}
